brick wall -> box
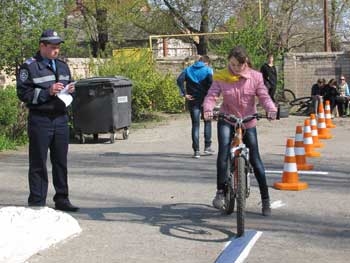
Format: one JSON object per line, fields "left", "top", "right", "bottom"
{"left": 5, "top": 53, "right": 350, "bottom": 94}
{"left": 0, "top": 57, "right": 184, "bottom": 88}
{"left": 284, "top": 51, "right": 350, "bottom": 97}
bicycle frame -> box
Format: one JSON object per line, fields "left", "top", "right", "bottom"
{"left": 230, "top": 120, "right": 251, "bottom": 198}
{"left": 216, "top": 112, "right": 259, "bottom": 237}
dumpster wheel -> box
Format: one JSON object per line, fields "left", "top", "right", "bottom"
{"left": 79, "top": 133, "right": 85, "bottom": 144}
{"left": 122, "top": 128, "right": 129, "bottom": 140}
{"left": 110, "top": 133, "right": 115, "bottom": 143}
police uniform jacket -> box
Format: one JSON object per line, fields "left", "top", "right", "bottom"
{"left": 17, "top": 51, "right": 72, "bottom": 116}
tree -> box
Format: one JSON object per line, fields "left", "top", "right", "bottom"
{"left": 147, "top": 0, "right": 238, "bottom": 55}
{"left": 329, "top": 0, "right": 350, "bottom": 51}
{"left": 214, "top": 15, "right": 273, "bottom": 69}
{"left": 74, "top": 0, "right": 109, "bottom": 57}
{"left": 0, "top": 0, "right": 72, "bottom": 76}
{"left": 71, "top": 0, "right": 148, "bottom": 57}
{"left": 258, "top": 0, "right": 350, "bottom": 52}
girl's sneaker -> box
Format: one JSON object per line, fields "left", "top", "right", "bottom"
{"left": 192, "top": 151, "right": 200, "bottom": 158}
{"left": 212, "top": 190, "right": 225, "bottom": 209}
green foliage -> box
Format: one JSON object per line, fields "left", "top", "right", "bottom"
{"left": 0, "top": 0, "right": 72, "bottom": 75}
{"left": 210, "top": 17, "right": 275, "bottom": 70}
{"left": 0, "top": 88, "right": 17, "bottom": 127}
{"left": 94, "top": 50, "right": 184, "bottom": 120}
{"left": 154, "top": 74, "right": 185, "bottom": 112}
{"left": 0, "top": 87, "right": 28, "bottom": 151}
{"left": 0, "top": 134, "right": 17, "bottom": 151}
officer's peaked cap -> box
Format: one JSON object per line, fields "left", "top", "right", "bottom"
{"left": 40, "top": 29, "right": 64, "bottom": 44}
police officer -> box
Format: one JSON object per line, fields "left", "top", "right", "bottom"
{"left": 16, "top": 29, "right": 79, "bottom": 212}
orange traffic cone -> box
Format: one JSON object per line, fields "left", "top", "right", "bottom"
{"left": 324, "top": 100, "right": 336, "bottom": 128}
{"left": 317, "top": 101, "right": 333, "bottom": 139}
{"left": 294, "top": 125, "right": 314, "bottom": 170}
{"left": 303, "top": 119, "right": 321, "bottom": 157}
{"left": 274, "top": 138, "right": 308, "bottom": 191}
{"left": 310, "top": 114, "right": 324, "bottom": 148}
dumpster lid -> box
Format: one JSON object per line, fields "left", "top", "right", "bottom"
{"left": 76, "top": 76, "right": 132, "bottom": 87}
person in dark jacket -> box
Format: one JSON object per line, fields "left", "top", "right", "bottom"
{"left": 323, "top": 78, "right": 339, "bottom": 114}
{"left": 16, "top": 29, "right": 79, "bottom": 212}
{"left": 177, "top": 55, "right": 214, "bottom": 158}
{"left": 260, "top": 53, "right": 277, "bottom": 102}
{"left": 311, "top": 78, "right": 326, "bottom": 113}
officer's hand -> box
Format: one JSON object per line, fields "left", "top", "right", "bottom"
{"left": 50, "top": 82, "right": 64, "bottom": 96}
{"left": 67, "top": 83, "right": 75, "bottom": 93}
{"left": 185, "top": 94, "right": 194, "bottom": 100}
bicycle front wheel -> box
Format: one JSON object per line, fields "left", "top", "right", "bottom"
{"left": 224, "top": 156, "right": 235, "bottom": 215}
{"left": 236, "top": 156, "right": 247, "bottom": 237}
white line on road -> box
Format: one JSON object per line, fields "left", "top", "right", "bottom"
{"left": 214, "top": 230, "right": 262, "bottom": 263}
{"left": 266, "top": 169, "right": 328, "bottom": 175}
{"left": 270, "top": 200, "right": 286, "bottom": 209}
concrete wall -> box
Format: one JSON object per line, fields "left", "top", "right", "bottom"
{"left": 284, "top": 52, "right": 350, "bottom": 97}
{"left": 0, "top": 58, "right": 97, "bottom": 88}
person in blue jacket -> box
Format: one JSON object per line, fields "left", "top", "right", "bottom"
{"left": 177, "top": 55, "right": 214, "bottom": 158}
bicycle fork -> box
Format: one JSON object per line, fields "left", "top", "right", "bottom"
{"left": 230, "top": 146, "right": 252, "bottom": 198}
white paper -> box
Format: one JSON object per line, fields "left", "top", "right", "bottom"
{"left": 57, "top": 82, "right": 75, "bottom": 107}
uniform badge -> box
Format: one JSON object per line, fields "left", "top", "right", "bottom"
{"left": 19, "top": 69, "right": 29, "bottom": 82}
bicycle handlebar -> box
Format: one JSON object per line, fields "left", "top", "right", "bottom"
{"left": 213, "top": 112, "right": 263, "bottom": 124}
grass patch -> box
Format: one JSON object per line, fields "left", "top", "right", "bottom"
{"left": 131, "top": 112, "right": 187, "bottom": 129}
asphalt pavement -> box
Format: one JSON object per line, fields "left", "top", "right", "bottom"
{"left": 0, "top": 114, "right": 349, "bottom": 263}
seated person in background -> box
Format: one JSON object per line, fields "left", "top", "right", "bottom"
{"left": 336, "top": 75, "right": 350, "bottom": 117}
{"left": 311, "top": 78, "right": 326, "bottom": 112}
{"left": 323, "top": 78, "right": 339, "bottom": 115}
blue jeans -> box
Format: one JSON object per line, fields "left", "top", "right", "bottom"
{"left": 216, "top": 120, "right": 269, "bottom": 200}
{"left": 188, "top": 101, "right": 212, "bottom": 151}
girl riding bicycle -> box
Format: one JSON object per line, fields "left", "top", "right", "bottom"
{"left": 203, "top": 46, "right": 277, "bottom": 216}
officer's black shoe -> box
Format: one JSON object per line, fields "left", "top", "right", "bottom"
{"left": 28, "top": 202, "right": 46, "bottom": 207}
{"left": 28, "top": 203, "right": 46, "bottom": 209}
{"left": 55, "top": 199, "right": 79, "bottom": 212}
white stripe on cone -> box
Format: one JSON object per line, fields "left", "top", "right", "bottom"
{"left": 283, "top": 162, "right": 297, "bottom": 172}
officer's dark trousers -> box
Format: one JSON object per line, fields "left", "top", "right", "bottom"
{"left": 27, "top": 112, "right": 69, "bottom": 206}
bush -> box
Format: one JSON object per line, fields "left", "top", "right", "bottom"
{"left": 94, "top": 50, "right": 184, "bottom": 120}
{"left": 0, "top": 86, "right": 27, "bottom": 151}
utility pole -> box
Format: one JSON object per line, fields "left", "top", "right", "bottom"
{"left": 324, "top": 0, "right": 331, "bottom": 51}
{"left": 258, "top": 0, "right": 262, "bottom": 20}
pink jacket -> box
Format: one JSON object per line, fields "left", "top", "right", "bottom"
{"left": 203, "top": 66, "right": 277, "bottom": 128}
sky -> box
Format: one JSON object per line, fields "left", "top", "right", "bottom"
{"left": 0, "top": 206, "right": 81, "bottom": 263}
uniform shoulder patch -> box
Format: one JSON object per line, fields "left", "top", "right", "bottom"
{"left": 24, "top": 57, "right": 36, "bottom": 65}
{"left": 19, "top": 68, "right": 29, "bottom": 82}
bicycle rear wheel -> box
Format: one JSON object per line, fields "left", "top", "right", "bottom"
{"left": 224, "top": 157, "right": 235, "bottom": 215}
{"left": 275, "top": 89, "right": 296, "bottom": 103}
{"left": 236, "top": 156, "right": 247, "bottom": 237}
{"left": 282, "top": 89, "right": 296, "bottom": 103}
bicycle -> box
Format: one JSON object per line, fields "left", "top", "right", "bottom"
{"left": 213, "top": 112, "right": 263, "bottom": 237}
{"left": 289, "top": 96, "right": 314, "bottom": 116}
{"left": 275, "top": 88, "right": 296, "bottom": 104}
